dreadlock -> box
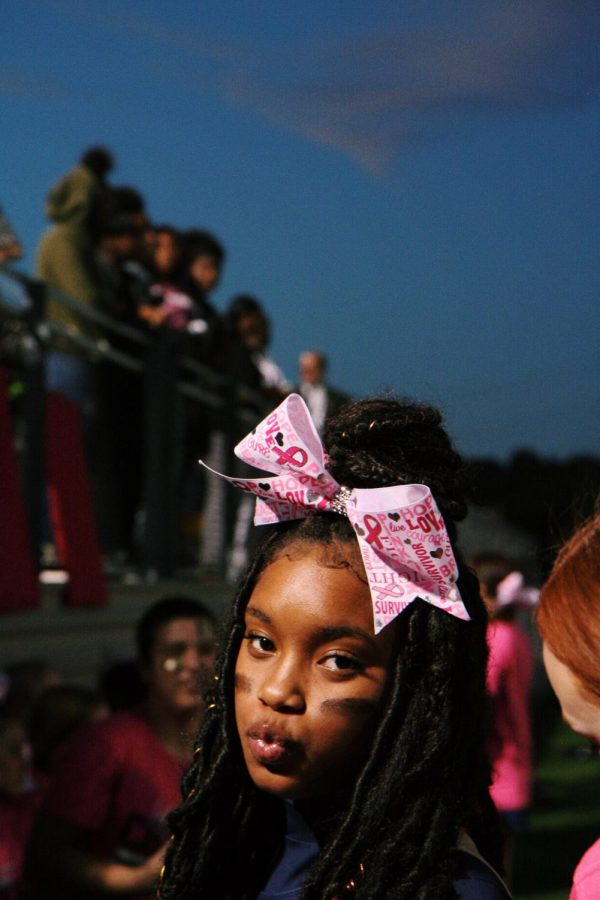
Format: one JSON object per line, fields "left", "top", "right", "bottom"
{"left": 158, "top": 397, "right": 499, "bottom": 900}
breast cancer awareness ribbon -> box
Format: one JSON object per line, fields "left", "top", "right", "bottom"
{"left": 346, "top": 485, "right": 468, "bottom": 631}
{"left": 199, "top": 394, "right": 469, "bottom": 633}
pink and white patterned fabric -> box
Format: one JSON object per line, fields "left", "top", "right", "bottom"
{"left": 200, "top": 393, "right": 469, "bottom": 633}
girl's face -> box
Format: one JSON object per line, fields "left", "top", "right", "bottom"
{"left": 143, "top": 617, "right": 215, "bottom": 718}
{"left": 153, "top": 231, "right": 180, "bottom": 275}
{"left": 543, "top": 643, "right": 600, "bottom": 751}
{"left": 189, "top": 254, "right": 219, "bottom": 293}
{"left": 234, "top": 545, "right": 396, "bottom": 801}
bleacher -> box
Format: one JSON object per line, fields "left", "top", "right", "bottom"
{"left": 0, "top": 266, "right": 261, "bottom": 678}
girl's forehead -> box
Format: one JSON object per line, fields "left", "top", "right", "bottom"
{"left": 155, "top": 616, "right": 214, "bottom": 646}
{"left": 247, "top": 545, "right": 375, "bottom": 634}
{"left": 272, "top": 537, "right": 364, "bottom": 574}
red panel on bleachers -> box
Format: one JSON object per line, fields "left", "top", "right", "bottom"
{"left": 0, "top": 368, "right": 39, "bottom": 612}
{"left": 46, "top": 391, "right": 107, "bottom": 607}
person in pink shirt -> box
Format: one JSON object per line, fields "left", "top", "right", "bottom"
{"left": 471, "top": 555, "right": 537, "bottom": 877}
{"left": 537, "top": 513, "right": 600, "bottom": 900}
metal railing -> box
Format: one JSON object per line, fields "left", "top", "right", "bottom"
{"left": 0, "top": 265, "right": 268, "bottom": 579}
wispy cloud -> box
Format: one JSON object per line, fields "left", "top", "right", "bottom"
{"left": 37, "top": 0, "right": 252, "bottom": 64}
{"left": 0, "top": 67, "right": 62, "bottom": 98}
{"left": 221, "top": 0, "right": 600, "bottom": 174}
{"left": 27, "top": 0, "right": 600, "bottom": 174}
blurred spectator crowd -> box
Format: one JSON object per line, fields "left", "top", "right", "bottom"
{"left": 2, "top": 147, "right": 599, "bottom": 900}
{"left": 0, "top": 561, "right": 543, "bottom": 898}
{"left": 0, "top": 595, "right": 216, "bottom": 899}
{"left": 0, "top": 146, "right": 350, "bottom": 574}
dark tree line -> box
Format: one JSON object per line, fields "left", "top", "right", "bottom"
{"left": 464, "top": 452, "right": 600, "bottom": 575}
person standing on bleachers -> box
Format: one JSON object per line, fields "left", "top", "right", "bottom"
{"left": 297, "top": 349, "right": 350, "bottom": 434}
{"left": 36, "top": 146, "right": 114, "bottom": 416}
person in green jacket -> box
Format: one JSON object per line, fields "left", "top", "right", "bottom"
{"left": 36, "top": 146, "right": 113, "bottom": 413}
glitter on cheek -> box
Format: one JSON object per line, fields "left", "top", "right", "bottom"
{"left": 162, "top": 657, "right": 181, "bottom": 673}
{"left": 235, "top": 673, "right": 253, "bottom": 693}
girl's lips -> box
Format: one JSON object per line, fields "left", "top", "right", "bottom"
{"left": 247, "top": 727, "right": 299, "bottom": 766}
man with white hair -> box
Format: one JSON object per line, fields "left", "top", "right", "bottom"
{"left": 297, "top": 349, "right": 351, "bottom": 433}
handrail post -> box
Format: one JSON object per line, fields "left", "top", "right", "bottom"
{"left": 140, "top": 330, "right": 182, "bottom": 578}
{"left": 19, "top": 277, "right": 47, "bottom": 564}
{"left": 198, "top": 374, "right": 239, "bottom": 578}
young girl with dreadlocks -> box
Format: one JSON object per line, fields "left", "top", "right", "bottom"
{"left": 158, "top": 394, "right": 510, "bottom": 900}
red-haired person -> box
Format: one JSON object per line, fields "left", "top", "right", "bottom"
{"left": 537, "top": 513, "right": 600, "bottom": 900}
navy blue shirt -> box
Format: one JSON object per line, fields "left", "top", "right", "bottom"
{"left": 258, "top": 801, "right": 511, "bottom": 899}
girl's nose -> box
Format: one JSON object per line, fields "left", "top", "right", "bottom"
{"left": 258, "top": 661, "right": 305, "bottom": 713}
{"left": 183, "top": 646, "right": 202, "bottom": 672}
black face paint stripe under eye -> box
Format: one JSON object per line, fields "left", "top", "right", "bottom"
{"left": 320, "top": 698, "right": 378, "bottom": 715}
{"left": 235, "top": 673, "right": 253, "bottom": 693}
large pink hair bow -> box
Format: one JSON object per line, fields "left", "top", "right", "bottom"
{"left": 200, "top": 394, "right": 469, "bottom": 633}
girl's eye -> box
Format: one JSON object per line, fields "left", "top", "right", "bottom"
{"left": 244, "top": 632, "right": 275, "bottom": 654}
{"left": 321, "top": 653, "right": 362, "bottom": 674}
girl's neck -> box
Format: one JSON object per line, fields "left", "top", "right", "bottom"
{"left": 294, "top": 789, "right": 350, "bottom": 844}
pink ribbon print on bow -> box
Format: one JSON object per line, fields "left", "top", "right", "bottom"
{"left": 200, "top": 394, "right": 469, "bottom": 633}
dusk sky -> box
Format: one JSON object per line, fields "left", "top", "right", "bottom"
{"left": 2, "top": 0, "right": 599, "bottom": 460}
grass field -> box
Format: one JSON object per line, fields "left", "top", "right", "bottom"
{"left": 511, "top": 714, "right": 600, "bottom": 900}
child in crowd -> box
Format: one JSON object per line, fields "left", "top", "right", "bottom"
{"left": 180, "top": 229, "right": 225, "bottom": 364}
{"left": 159, "top": 394, "right": 510, "bottom": 899}
{"left": 2, "top": 661, "right": 62, "bottom": 731}
{"left": 183, "top": 229, "right": 224, "bottom": 298}
{"left": 138, "top": 225, "right": 190, "bottom": 330}
{"left": 537, "top": 513, "right": 600, "bottom": 900}
{"left": 139, "top": 226, "right": 224, "bottom": 344}
{"left": 0, "top": 714, "right": 43, "bottom": 899}
{"left": 223, "top": 294, "right": 291, "bottom": 404}
{"left": 29, "top": 684, "right": 108, "bottom": 777}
